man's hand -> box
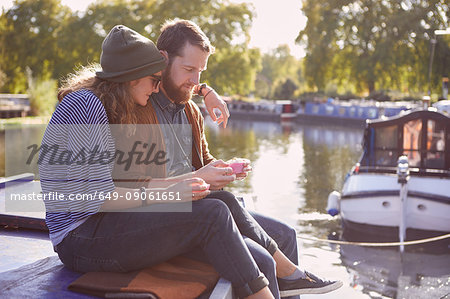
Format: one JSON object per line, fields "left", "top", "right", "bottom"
{"left": 194, "top": 160, "right": 235, "bottom": 190}
{"left": 203, "top": 88, "right": 230, "bottom": 128}
{"left": 227, "top": 158, "right": 252, "bottom": 181}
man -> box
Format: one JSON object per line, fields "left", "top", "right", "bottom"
{"left": 133, "top": 20, "right": 342, "bottom": 298}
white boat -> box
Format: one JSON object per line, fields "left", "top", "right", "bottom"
{"left": 327, "top": 108, "right": 450, "bottom": 239}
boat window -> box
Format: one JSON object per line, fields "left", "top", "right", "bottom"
{"left": 325, "top": 105, "right": 334, "bottom": 115}
{"left": 424, "top": 119, "right": 445, "bottom": 169}
{"left": 373, "top": 125, "right": 398, "bottom": 166}
{"left": 349, "top": 107, "right": 356, "bottom": 117}
{"left": 375, "top": 125, "right": 398, "bottom": 149}
{"left": 403, "top": 119, "right": 422, "bottom": 167}
{"left": 375, "top": 150, "right": 397, "bottom": 166}
{"left": 367, "top": 108, "right": 378, "bottom": 119}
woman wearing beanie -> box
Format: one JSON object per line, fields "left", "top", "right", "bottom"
{"left": 38, "top": 25, "right": 274, "bottom": 298}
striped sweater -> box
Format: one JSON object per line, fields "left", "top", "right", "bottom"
{"left": 38, "top": 89, "right": 115, "bottom": 247}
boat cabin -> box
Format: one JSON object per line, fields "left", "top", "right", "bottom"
{"left": 359, "top": 109, "right": 450, "bottom": 175}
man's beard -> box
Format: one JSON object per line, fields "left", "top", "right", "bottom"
{"left": 161, "top": 64, "right": 194, "bottom": 105}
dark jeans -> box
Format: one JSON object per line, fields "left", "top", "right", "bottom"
{"left": 185, "top": 191, "right": 300, "bottom": 299}
{"left": 250, "top": 212, "right": 300, "bottom": 299}
{"left": 56, "top": 198, "right": 268, "bottom": 297}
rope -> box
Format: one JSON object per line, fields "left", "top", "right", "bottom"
{"left": 297, "top": 233, "right": 450, "bottom": 247}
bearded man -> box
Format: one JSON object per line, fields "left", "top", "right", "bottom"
{"left": 132, "top": 19, "right": 342, "bottom": 299}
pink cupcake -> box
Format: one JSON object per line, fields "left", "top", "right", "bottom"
{"left": 229, "top": 158, "right": 248, "bottom": 174}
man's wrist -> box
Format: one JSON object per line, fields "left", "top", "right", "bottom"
{"left": 203, "top": 89, "right": 214, "bottom": 99}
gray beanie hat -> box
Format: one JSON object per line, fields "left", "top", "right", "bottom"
{"left": 96, "top": 25, "right": 166, "bottom": 82}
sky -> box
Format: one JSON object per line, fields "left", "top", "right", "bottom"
{"left": 0, "top": 0, "right": 307, "bottom": 58}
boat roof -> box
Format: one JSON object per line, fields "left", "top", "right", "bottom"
{"left": 359, "top": 108, "right": 450, "bottom": 174}
{"left": 366, "top": 108, "right": 450, "bottom": 127}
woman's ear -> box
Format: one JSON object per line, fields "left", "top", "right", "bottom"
{"left": 129, "top": 78, "right": 139, "bottom": 87}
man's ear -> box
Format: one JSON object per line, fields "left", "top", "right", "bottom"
{"left": 160, "top": 50, "right": 169, "bottom": 61}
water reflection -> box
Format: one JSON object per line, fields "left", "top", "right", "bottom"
{"left": 205, "top": 117, "right": 449, "bottom": 299}
{"left": 341, "top": 245, "right": 450, "bottom": 298}
{"left": 0, "top": 125, "right": 46, "bottom": 178}
{"left": 301, "top": 125, "right": 362, "bottom": 213}
{"left": 205, "top": 118, "right": 363, "bottom": 217}
{"left": 1, "top": 118, "right": 449, "bottom": 298}
{"left": 205, "top": 119, "right": 296, "bottom": 195}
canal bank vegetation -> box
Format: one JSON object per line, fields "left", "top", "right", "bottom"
{"left": 0, "top": 0, "right": 448, "bottom": 115}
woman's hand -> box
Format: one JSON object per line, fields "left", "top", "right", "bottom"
{"left": 169, "top": 177, "right": 211, "bottom": 201}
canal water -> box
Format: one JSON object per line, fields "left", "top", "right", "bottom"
{"left": 204, "top": 117, "right": 450, "bottom": 299}
{"left": 1, "top": 118, "right": 449, "bottom": 299}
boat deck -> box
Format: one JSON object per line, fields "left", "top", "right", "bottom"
{"left": 0, "top": 175, "right": 234, "bottom": 298}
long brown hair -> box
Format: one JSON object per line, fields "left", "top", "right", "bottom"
{"left": 58, "top": 64, "right": 137, "bottom": 125}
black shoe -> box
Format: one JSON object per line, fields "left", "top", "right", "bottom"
{"left": 278, "top": 271, "right": 343, "bottom": 297}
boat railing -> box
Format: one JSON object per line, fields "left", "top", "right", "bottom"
{"left": 355, "top": 165, "right": 450, "bottom": 177}
{"left": 397, "top": 156, "right": 410, "bottom": 252}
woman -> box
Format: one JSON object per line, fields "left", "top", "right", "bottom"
{"left": 39, "top": 25, "right": 274, "bottom": 298}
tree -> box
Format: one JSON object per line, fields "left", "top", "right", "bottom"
{"left": 273, "top": 78, "right": 298, "bottom": 100}
{"left": 0, "top": 0, "right": 71, "bottom": 92}
{"left": 255, "top": 45, "right": 303, "bottom": 98}
{"left": 296, "top": 1, "right": 340, "bottom": 92}
{"left": 1, "top": 0, "right": 260, "bottom": 96}
{"left": 204, "top": 46, "right": 261, "bottom": 95}
{"left": 298, "top": 0, "right": 449, "bottom": 95}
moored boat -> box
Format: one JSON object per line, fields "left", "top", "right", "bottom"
{"left": 276, "top": 100, "right": 297, "bottom": 121}
{"left": 327, "top": 108, "right": 450, "bottom": 240}
{"left": 222, "top": 98, "right": 420, "bottom": 126}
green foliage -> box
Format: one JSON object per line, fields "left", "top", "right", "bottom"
{"left": 255, "top": 45, "right": 304, "bottom": 99}
{"left": 28, "top": 76, "right": 58, "bottom": 116}
{"left": 1, "top": 0, "right": 72, "bottom": 92}
{"left": 0, "top": 69, "right": 6, "bottom": 90}
{"left": 298, "top": 0, "right": 449, "bottom": 96}
{"left": 1, "top": 0, "right": 260, "bottom": 99}
{"left": 204, "top": 46, "right": 261, "bottom": 95}
{"left": 273, "top": 78, "right": 298, "bottom": 100}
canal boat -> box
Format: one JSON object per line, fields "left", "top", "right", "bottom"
{"left": 224, "top": 98, "right": 419, "bottom": 126}
{"left": 275, "top": 100, "right": 297, "bottom": 121}
{"left": 327, "top": 108, "right": 450, "bottom": 240}
{"left": 0, "top": 94, "right": 31, "bottom": 118}
{"left": 225, "top": 99, "right": 299, "bottom": 122}
{"left": 297, "top": 100, "right": 419, "bottom": 126}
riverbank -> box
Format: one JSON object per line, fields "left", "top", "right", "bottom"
{"left": 0, "top": 116, "right": 50, "bottom": 128}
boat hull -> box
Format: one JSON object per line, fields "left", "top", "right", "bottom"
{"left": 340, "top": 173, "right": 450, "bottom": 233}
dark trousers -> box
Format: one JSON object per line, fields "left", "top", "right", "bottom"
{"left": 56, "top": 195, "right": 269, "bottom": 297}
